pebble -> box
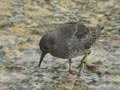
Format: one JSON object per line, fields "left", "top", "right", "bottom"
{"left": 74, "top": 0, "right": 87, "bottom": 3}
{"left": 52, "top": 81, "right": 60, "bottom": 87}
{"left": 104, "top": 12, "right": 111, "bottom": 16}
{"left": 24, "top": 7, "right": 39, "bottom": 12}
{"left": 11, "top": 2, "right": 24, "bottom": 6}
{"left": 31, "top": 28, "right": 44, "bottom": 35}
{"left": 83, "top": 13, "right": 93, "bottom": 18}
{"left": 26, "top": 37, "right": 33, "bottom": 42}
{"left": 85, "top": 79, "right": 94, "bottom": 84}
{"left": 55, "top": 13, "right": 64, "bottom": 18}
{"left": 51, "top": 64, "right": 61, "bottom": 70}
{"left": 5, "top": 64, "right": 24, "bottom": 71}
{"left": 113, "top": 44, "right": 120, "bottom": 49}
{"left": 51, "top": 74, "right": 60, "bottom": 80}
{"left": 7, "top": 43, "right": 15, "bottom": 48}
{"left": 96, "top": 71, "right": 105, "bottom": 77}
{"left": 0, "top": 21, "right": 13, "bottom": 27}
{"left": 32, "top": 76, "right": 41, "bottom": 82}
{"left": 63, "top": 86, "right": 72, "bottom": 90}
{"left": 105, "top": 70, "right": 120, "bottom": 75}
{"left": 0, "top": 45, "right": 3, "bottom": 49}
{"left": 8, "top": 17, "right": 23, "bottom": 23}
{"left": 31, "top": 0, "right": 40, "bottom": 6}
{"left": 0, "top": 50, "right": 6, "bottom": 57}
{"left": 86, "top": 64, "right": 97, "bottom": 73}
{"left": 51, "top": 63, "right": 67, "bottom": 70}
{"left": 111, "top": 29, "right": 120, "bottom": 34}
{"left": 11, "top": 8, "right": 24, "bottom": 15}
{"left": 0, "top": 14, "right": 10, "bottom": 18}
{"left": 93, "top": 77, "right": 100, "bottom": 82}
{"left": 98, "top": 40, "right": 111, "bottom": 46}
{"left": 95, "top": 0, "right": 110, "bottom": 2}
{"left": 74, "top": 79, "right": 82, "bottom": 85}
{"left": 51, "top": 0, "right": 58, "bottom": 4}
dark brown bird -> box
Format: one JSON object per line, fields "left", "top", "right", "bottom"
{"left": 38, "top": 22, "right": 104, "bottom": 75}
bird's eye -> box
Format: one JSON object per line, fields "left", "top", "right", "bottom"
{"left": 43, "top": 46, "right": 48, "bottom": 50}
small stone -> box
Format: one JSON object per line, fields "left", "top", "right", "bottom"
{"left": 51, "top": 0, "right": 58, "bottom": 4}
{"left": 24, "top": 7, "right": 39, "bottom": 12}
{"left": 111, "top": 29, "right": 120, "bottom": 34}
{"left": 0, "top": 21, "right": 13, "bottom": 27}
{"left": 93, "top": 77, "right": 100, "bottom": 82}
{"left": 8, "top": 17, "right": 23, "bottom": 23}
{"left": 7, "top": 43, "right": 15, "bottom": 48}
{"left": 52, "top": 64, "right": 61, "bottom": 69}
{"left": 92, "top": 60, "right": 103, "bottom": 65}
{"left": 31, "top": 0, "right": 41, "bottom": 5}
{"left": 0, "top": 50, "right": 6, "bottom": 57}
{"left": 51, "top": 75, "right": 59, "bottom": 80}
{"left": 96, "top": 71, "right": 104, "bottom": 77}
{"left": 95, "top": 0, "right": 109, "bottom": 2}
{"left": 98, "top": 40, "right": 111, "bottom": 45}
{"left": 32, "top": 76, "right": 41, "bottom": 82}
{"left": 60, "top": 64, "right": 67, "bottom": 69}
{"left": 85, "top": 79, "right": 93, "bottom": 84}
{"left": 83, "top": 13, "right": 93, "bottom": 18}
{"left": 86, "top": 64, "right": 98, "bottom": 73}
{"left": 26, "top": 37, "right": 33, "bottom": 42}
{"left": 0, "top": 14, "right": 10, "bottom": 18}
{"left": 63, "top": 86, "right": 72, "bottom": 90}
{"left": 11, "top": 2, "right": 24, "bottom": 6}
{"left": 105, "top": 70, "right": 120, "bottom": 75}
{"left": 51, "top": 63, "right": 66, "bottom": 70}
{"left": 0, "top": 45, "right": 3, "bottom": 49}
{"left": 52, "top": 82, "right": 60, "bottom": 87}
{"left": 11, "top": 8, "right": 24, "bottom": 15}
{"left": 41, "top": 86, "right": 53, "bottom": 90}
{"left": 113, "top": 44, "right": 120, "bottom": 49}
{"left": 5, "top": 64, "right": 23, "bottom": 71}
{"left": 74, "top": 79, "right": 81, "bottom": 85}
{"left": 74, "top": 0, "right": 86, "bottom": 3}
{"left": 104, "top": 12, "right": 111, "bottom": 16}
{"left": 31, "top": 28, "right": 44, "bottom": 35}
{"left": 55, "top": 13, "right": 64, "bottom": 18}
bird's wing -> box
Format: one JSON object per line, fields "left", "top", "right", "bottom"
{"left": 75, "top": 24, "right": 103, "bottom": 49}
{"left": 75, "top": 23, "right": 90, "bottom": 41}
{"left": 56, "top": 23, "right": 77, "bottom": 39}
{"left": 75, "top": 24, "right": 97, "bottom": 49}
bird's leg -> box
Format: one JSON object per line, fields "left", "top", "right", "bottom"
{"left": 77, "top": 52, "right": 87, "bottom": 76}
{"left": 67, "top": 59, "right": 74, "bottom": 75}
{"left": 68, "top": 59, "right": 72, "bottom": 73}
{"left": 38, "top": 52, "right": 46, "bottom": 67}
{"left": 77, "top": 51, "right": 91, "bottom": 76}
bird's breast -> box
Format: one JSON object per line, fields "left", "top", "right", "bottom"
{"left": 50, "top": 43, "right": 85, "bottom": 59}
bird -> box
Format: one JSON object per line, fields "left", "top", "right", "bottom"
{"left": 38, "top": 22, "right": 104, "bottom": 76}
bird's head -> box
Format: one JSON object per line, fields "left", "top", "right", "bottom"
{"left": 39, "top": 33, "right": 55, "bottom": 54}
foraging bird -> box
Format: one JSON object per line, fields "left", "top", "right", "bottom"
{"left": 38, "top": 22, "right": 104, "bottom": 75}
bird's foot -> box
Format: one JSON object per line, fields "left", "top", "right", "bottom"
{"left": 61, "top": 70, "right": 75, "bottom": 75}
{"left": 77, "top": 63, "right": 87, "bottom": 76}
{"left": 68, "top": 70, "right": 75, "bottom": 75}
{"left": 57, "top": 69, "right": 75, "bottom": 75}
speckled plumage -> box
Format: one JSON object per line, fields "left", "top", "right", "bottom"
{"left": 39, "top": 22, "right": 104, "bottom": 75}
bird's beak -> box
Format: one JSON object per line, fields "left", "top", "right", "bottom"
{"left": 38, "top": 52, "right": 46, "bottom": 67}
